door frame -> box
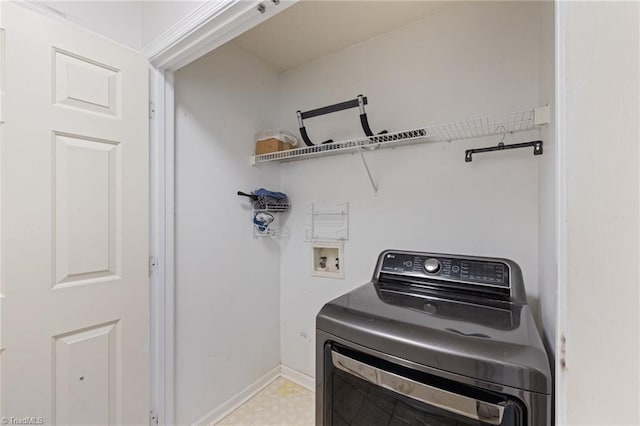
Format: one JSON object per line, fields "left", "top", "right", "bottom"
{"left": 147, "top": 1, "right": 296, "bottom": 424}
{"left": 554, "top": 2, "right": 568, "bottom": 424}
{"left": 148, "top": 1, "right": 569, "bottom": 425}
{"left": 149, "top": 66, "right": 175, "bottom": 426}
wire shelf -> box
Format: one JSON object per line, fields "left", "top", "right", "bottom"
{"left": 252, "top": 205, "right": 289, "bottom": 238}
{"left": 305, "top": 203, "right": 349, "bottom": 242}
{"left": 251, "top": 106, "right": 548, "bottom": 165}
{"left": 253, "top": 224, "right": 289, "bottom": 238}
{"left": 253, "top": 203, "right": 290, "bottom": 213}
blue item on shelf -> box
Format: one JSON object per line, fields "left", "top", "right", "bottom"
{"left": 237, "top": 188, "right": 290, "bottom": 211}
{"left": 253, "top": 211, "right": 275, "bottom": 233}
{"left": 254, "top": 188, "right": 287, "bottom": 199}
{"left": 253, "top": 188, "right": 289, "bottom": 211}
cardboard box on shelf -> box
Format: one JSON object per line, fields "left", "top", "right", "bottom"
{"left": 255, "top": 138, "right": 294, "bottom": 155}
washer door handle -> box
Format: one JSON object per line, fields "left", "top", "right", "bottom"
{"left": 331, "top": 351, "right": 505, "bottom": 425}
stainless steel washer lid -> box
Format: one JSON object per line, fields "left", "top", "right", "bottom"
{"left": 316, "top": 282, "right": 551, "bottom": 394}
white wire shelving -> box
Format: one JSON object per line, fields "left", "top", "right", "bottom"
{"left": 250, "top": 106, "right": 549, "bottom": 165}
{"left": 253, "top": 223, "right": 289, "bottom": 238}
{"left": 304, "top": 203, "right": 349, "bottom": 242}
{"left": 251, "top": 202, "right": 290, "bottom": 238}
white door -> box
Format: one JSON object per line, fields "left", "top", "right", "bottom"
{"left": 0, "top": 3, "right": 149, "bottom": 425}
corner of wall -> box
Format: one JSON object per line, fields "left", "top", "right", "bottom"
{"left": 536, "top": 0, "right": 558, "bottom": 359}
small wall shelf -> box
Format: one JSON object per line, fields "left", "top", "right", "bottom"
{"left": 250, "top": 106, "right": 549, "bottom": 165}
{"left": 253, "top": 223, "right": 289, "bottom": 238}
{"left": 252, "top": 205, "right": 290, "bottom": 239}
{"left": 305, "top": 203, "right": 349, "bottom": 242}
{"left": 237, "top": 190, "right": 291, "bottom": 238}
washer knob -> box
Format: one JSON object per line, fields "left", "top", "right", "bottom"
{"left": 424, "top": 258, "right": 441, "bottom": 274}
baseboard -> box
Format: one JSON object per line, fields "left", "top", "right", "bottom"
{"left": 192, "top": 365, "right": 280, "bottom": 426}
{"left": 280, "top": 364, "right": 315, "bottom": 391}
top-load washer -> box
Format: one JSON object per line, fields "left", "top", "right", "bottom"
{"left": 316, "top": 250, "right": 551, "bottom": 425}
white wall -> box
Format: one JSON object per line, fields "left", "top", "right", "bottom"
{"left": 141, "top": 1, "right": 207, "bottom": 48}
{"left": 277, "top": 1, "right": 548, "bottom": 378}
{"left": 29, "top": 1, "right": 208, "bottom": 51}
{"left": 560, "top": 2, "right": 640, "bottom": 424}
{"left": 174, "top": 43, "right": 282, "bottom": 425}
{"left": 32, "top": 1, "right": 143, "bottom": 49}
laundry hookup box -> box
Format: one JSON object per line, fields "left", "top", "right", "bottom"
{"left": 255, "top": 130, "right": 298, "bottom": 155}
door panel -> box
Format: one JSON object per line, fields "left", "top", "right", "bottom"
{"left": 54, "top": 132, "right": 121, "bottom": 287}
{"left": 1, "top": 3, "right": 149, "bottom": 425}
{"left": 54, "top": 321, "right": 119, "bottom": 426}
{"left": 53, "top": 49, "right": 120, "bottom": 117}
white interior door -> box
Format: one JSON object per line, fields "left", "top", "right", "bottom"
{"left": 0, "top": 3, "right": 149, "bottom": 425}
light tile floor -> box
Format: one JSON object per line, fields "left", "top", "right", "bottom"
{"left": 216, "top": 377, "right": 315, "bottom": 426}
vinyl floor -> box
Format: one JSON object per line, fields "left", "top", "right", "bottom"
{"left": 216, "top": 377, "right": 314, "bottom": 426}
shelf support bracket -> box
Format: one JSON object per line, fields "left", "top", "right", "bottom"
{"left": 534, "top": 105, "right": 550, "bottom": 125}
{"left": 359, "top": 148, "right": 378, "bottom": 194}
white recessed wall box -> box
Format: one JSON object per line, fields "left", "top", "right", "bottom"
{"left": 311, "top": 242, "right": 344, "bottom": 279}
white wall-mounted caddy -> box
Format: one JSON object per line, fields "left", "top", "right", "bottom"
{"left": 304, "top": 202, "right": 349, "bottom": 242}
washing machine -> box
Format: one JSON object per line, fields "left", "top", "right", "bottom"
{"left": 316, "top": 250, "right": 551, "bottom": 425}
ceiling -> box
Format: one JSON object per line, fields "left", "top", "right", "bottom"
{"left": 233, "top": 0, "right": 459, "bottom": 72}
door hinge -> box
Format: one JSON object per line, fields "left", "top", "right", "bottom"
{"left": 150, "top": 410, "right": 159, "bottom": 426}
{"left": 149, "top": 256, "right": 158, "bottom": 276}
{"left": 149, "top": 101, "right": 156, "bottom": 119}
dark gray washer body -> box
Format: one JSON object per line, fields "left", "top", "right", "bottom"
{"left": 316, "top": 250, "right": 552, "bottom": 425}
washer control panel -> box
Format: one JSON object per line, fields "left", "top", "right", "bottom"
{"left": 423, "top": 258, "right": 441, "bottom": 273}
{"left": 380, "top": 252, "right": 510, "bottom": 288}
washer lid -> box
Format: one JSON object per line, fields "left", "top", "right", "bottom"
{"left": 316, "top": 282, "right": 551, "bottom": 394}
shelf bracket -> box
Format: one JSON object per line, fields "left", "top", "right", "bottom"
{"left": 534, "top": 105, "right": 550, "bottom": 125}
{"left": 359, "top": 148, "right": 378, "bottom": 194}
